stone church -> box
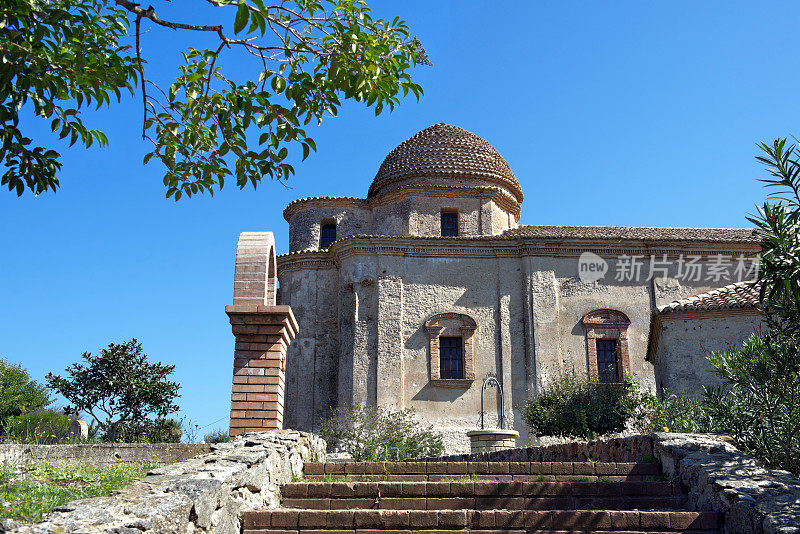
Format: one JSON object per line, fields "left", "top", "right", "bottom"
{"left": 228, "top": 123, "right": 762, "bottom": 451}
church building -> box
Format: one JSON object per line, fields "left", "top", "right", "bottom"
{"left": 232, "top": 123, "right": 762, "bottom": 452}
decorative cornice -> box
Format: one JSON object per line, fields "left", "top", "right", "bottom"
{"left": 282, "top": 183, "right": 521, "bottom": 222}
{"left": 276, "top": 251, "right": 336, "bottom": 273}
{"left": 277, "top": 234, "right": 760, "bottom": 272}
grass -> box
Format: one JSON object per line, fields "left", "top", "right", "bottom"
{"left": 0, "top": 461, "right": 158, "bottom": 523}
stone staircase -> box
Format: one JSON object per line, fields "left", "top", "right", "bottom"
{"left": 242, "top": 460, "right": 723, "bottom": 533}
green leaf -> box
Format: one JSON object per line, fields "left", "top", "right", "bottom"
{"left": 234, "top": 1, "right": 249, "bottom": 34}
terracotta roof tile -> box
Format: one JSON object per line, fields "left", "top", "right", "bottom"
{"left": 658, "top": 281, "right": 761, "bottom": 313}
{"left": 503, "top": 225, "right": 760, "bottom": 242}
{"left": 369, "top": 123, "right": 523, "bottom": 202}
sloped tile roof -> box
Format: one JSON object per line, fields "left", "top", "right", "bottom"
{"left": 658, "top": 281, "right": 761, "bottom": 313}
{"left": 369, "top": 123, "right": 523, "bottom": 202}
{"left": 503, "top": 225, "right": 760, "bottom": 242}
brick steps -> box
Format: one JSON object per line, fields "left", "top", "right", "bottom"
{"left": 242, "top": 460, "right": 723, "bottom": 534}
{"left": 303, "top": 462, "right": 661, "bottom": 477}
{"left": 281, "top": 480, "right": 687, "bottom": 511}
{"left": 244, "top": 509, "right": 723, "bottom": 532}
{"left": 303, "top": 474, "right": 654, "bottom": 482}
{"left": 282, "top": 496, "right": 688, "bottom": 511}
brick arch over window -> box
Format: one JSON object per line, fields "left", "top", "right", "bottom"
{"left": 582, "top": 309, "right": 631, "bottom": 382}
{"left": 425, "top": 312, "right": 476, "bottom": 387}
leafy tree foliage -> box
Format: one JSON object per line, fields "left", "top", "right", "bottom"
{"left": 693, "top": 137, "right": 800, "bottom": 474}
{"left": 703, "top": 329, "right": 800, "bottom": 473}
{"left": 46, "top": 339, "right": 181, "bottom": 440}
{"left": 751, "top": 139, "right": 800, "bottom": 334}
{"left": 2, "top": 0, "right": 427, "bottom": 199}
{"left": 0, "top": 359, "right": 51, "bottom": 421}
{"left": 1, "top": 0, "right": 137, "bottom": 196}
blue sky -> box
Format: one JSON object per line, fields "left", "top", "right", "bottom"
{"left": 0, "top": 1, "right": 794, "bottom": 438}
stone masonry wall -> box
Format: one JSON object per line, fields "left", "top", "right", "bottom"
{"left": 424, "top": 434, "right": 655, "bottom": 463}
{"left": 654, "top": 432, "right": 800, "bottom": 534}
{"left": 419, "top": 432, "right": 800, "bottom": 533}
{"left": 0, "top": 443, "right": 210, "bottom": 467}
{"left": 7, "top": 431, "right": 325, "bottom": 534}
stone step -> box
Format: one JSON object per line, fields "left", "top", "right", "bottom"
{"left": 303, "top": 461, "right": 662, "bottom": 478}
{"left": 282, "top": 480, "right": 684, "bottom": 499}
{"left": 281, "top": 495, "right": 688, "bottom": 511}
{"left": 243, "top": 509, "right": 723, "bottom": 532}
{"left": 302, "top": 473, "right": 656, "bottom": 482}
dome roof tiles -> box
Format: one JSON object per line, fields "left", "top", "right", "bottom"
{"left": 368, "top": 123, "right": 523, "bottom": 202}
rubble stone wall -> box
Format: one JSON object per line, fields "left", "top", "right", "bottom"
{"left": 0, "top": 442, "right": 210, "bottom": 467}
{"left": 6, "top": 431, "right": 325, "bottom": 534}
{"left": 654, "top": 432, "right": 800, "bottom": 534}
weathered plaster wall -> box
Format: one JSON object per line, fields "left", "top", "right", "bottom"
{"left": 279, "top": 264, "right": 339, "bottom": 431}
{"left": 287, "top": 205, "right": 371, "bottom": 252}
{"left": 7, "top": 431, "right": 326, "bottom": 534}
{"left": 653, "top": 312, "right": 763, "bottom": 396}
{"left": 524, "top": 254, "right": 737, "bottom": 395}
{"left": 277, "top": 241, "right": 760, "bottom": 454}
{"left": 286, "top": 193, "right": 516, "bottom": 250}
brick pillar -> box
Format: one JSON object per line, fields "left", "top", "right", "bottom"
{"left": 227, "top": 232, "right": 298, "bottom": 436}
{"left": 227, "top": 304, "right": 297, "bottom": 436}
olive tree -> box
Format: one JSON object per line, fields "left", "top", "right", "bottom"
{"left": 2, "top": 0, "right": 428, "bottom": 199}
{"left": 46, "top": 339, "right": 181, "bottom": 440}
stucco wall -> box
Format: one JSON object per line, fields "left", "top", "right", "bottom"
{"left": 652, "top": 312, "right": 763, "bottom": 396}
{"left": 277, "top": 238, "right": 759, "bottom": 454}
{"left": 279, "top": 263, "right": 340, "bottom": 431}
{"left": 287, "top": 205, "right": 371, "bottom": 252}
{"left": 286, "top": 192, "right": 516, "bottom": 251}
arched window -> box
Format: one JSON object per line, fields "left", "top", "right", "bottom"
{"left": 581, "top": 309, "right": 631, "bottom": 383}
{"left": 319, "top": 222, "right": 337, "bottom": 249}
{"left": 425, "top": 312, "right": 476, "bottom": 387}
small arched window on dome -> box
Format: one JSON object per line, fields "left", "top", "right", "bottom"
{"left": 319, "top": 221, "right": 337, "bottom": 249}
{"left": 581, "top": 309, "right": 631, "bottom": 383}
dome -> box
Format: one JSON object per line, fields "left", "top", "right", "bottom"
{"left": 368, "top": 123, "right": 524, "bottom": 203}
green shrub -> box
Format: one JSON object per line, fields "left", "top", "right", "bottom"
{"left": 0, "top": 359, "right": 51, "bottom": 422}
{"left": 203, "top": 429, "right": 229, "bottom": 443}
{"left": 521, "top": 371, "right": 639, "bottom": 439}
{"left": 629, "top": 389, "right": 719, "bottom": 435}
{"left": 3, "top": 410, "right": 73, "bottom": 444}
{"left": 113, "top": 418, "right": 182, "bottom": 443}
{"left": 318, "top": 405, "right": 444, "bottom": 461}
{"left": 703, "top": 329, "right": 800, "bottom": 474}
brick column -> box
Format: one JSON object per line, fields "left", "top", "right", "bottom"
{"left": 227, "top": 232, "right": 298, "bottom": 436}
{"left": 227, "top": 304, "right": 297, "bottom": 436}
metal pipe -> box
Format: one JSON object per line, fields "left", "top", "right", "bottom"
{"left": 480, "top": 374, "right": 504, "bottom": 429}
